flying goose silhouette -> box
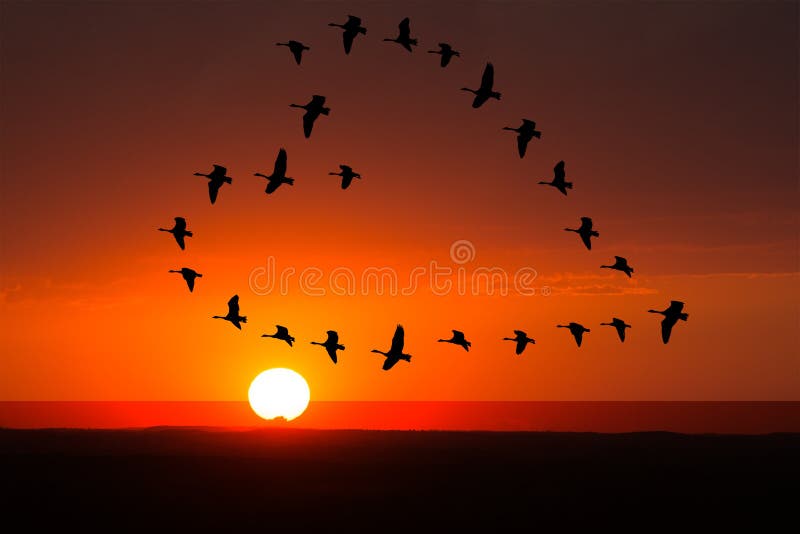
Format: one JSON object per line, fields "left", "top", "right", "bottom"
{"left": 427, "top": 43, "right": 460, "bottom": 67}
{"left": 158, "top": 217, "right": 192, "bottom": 250}
{"left": 503, "top": 330, "right": 535, "bottom": 355}
{"left": 539, "top": 160, "right": 573, "bottom": 196}
{"left": 502, "top": 119, "right": 541, "bottom": 158}
{"left": 462, "top": 63, "right": 501, "bottom": 108}
{"left": 601, "top": 256, "right": 634, "bottom": 278}
{"left": 276, "top": 40, "right": 309, "bottom": 65}
{"left": 438, "top": 330, "right": 472, "bottom": 352}
{"left": 648, "top": 301, "right": 688, "bottom": 344}
{"left": 194, "top": 165, "right": 232, "bottom": 205}
{"left": 371, "top": 324, "right": 412, "bottom": 370}
{"left": 565, "top": 217, "right": 599, "bottom": 250}
{"left": 311, "top": 330, "right": 345, "bottom": 363}
{"left": 168, "top": 267, "right": 202, "bottom": 292}
{"left": 262, "top": 325, "right": 296, "bottom": 347}
{"left": 329, "top": 15, "right": 366, "bottom": 55}
{"left": 329, "top": 165, "right": 361, "bottom": 189}
{"left": 289, "top": 95, "right": 330, "bottom": 138}
{"left": 383, "top": 17, "right": 418, "bottom": 52}
{"left": 600, "top": 318, "right": 631, "bottom": 342}
{"left": 255, "top": 148, "right": 294, "bottom": 194}
{"left": 212, "top": 295, "right": 247, "bottom": 330}
{"left": 557, "top": 323, "right": 590, "bottom": 347}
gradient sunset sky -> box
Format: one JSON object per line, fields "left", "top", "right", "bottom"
{"left": 1, "top": 1, "right": 797, "bottom": 402}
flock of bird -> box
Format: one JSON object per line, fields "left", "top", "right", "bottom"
{"left": 159, "top": 14, "right": 689, "bottom": 371}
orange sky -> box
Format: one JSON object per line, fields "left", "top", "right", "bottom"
{"left": 1, "top": 1, "right": 798, "bottom": 401}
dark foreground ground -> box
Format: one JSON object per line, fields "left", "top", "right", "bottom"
{"left": 1, "top": 428, "right": 797, "bottom": 531}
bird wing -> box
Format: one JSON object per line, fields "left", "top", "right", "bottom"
{"left": 472, "top": 93, "right": 489, "bottom": 108}
{"left": 390, "top": 324, "right": 405, "bottom": 353}
{"left": 327, "top": 331, "right": 339, "bottom": 344}
{"left": 554, "top": 161, "right": 565, "bottom": 181}
{"left": 516, "top": 135, "right": 528, "bottom": 158}
{"left": 343, "top": 31, "right": 355, "bottom": 54}
{"left": 174, "top": 233, "right": 186, "bottom": 250}
{"left": 441, "top": 54, "right": 450, "bottom": 67}
{"left": 210, "top": 165, "right": 227, "bottom": 179}
{"left": 276, "top": 325, "right": 289, "bottom": 337}
{"left": 291, "top": 46, "right": 303, "bottom": 65}
{"left": 614, "top": 256, "right": 627, "bottom": 265}
{"left": 231, "top": 319, "right": 242, "bottom": 330}
{"left": 661, "top": 318, "right": 675, "bottom": 344}
{"left": 347, "top": 15, "right": 361, "bottom": 26}
{"left": 186, "top": 274, "right": 195, "bottom": 292}
{"left": 174, "top": 217, "right": 187, "bottom": 231}
{"left": 382, "top": 356, "right": 400, "bottom": 371}
{"left": 513, "top": 330, "right": 526, "bottom": 337}
{"left": 480, "top": 63, "right": 494, "bottom": 90}
{"left": 398, "top": 17, "right": 410, "bottom": 39}
{"left": 265, "top": 179, "right": 282, "bottom": 194}
{"left": 452, "top": 330, "right": 464, "bottom": 340}
{"left": 208, "top": 181, "right": 220, "bottom": 204}
{"left": 515, "top": 339, "right": 526, "bottom": 355}
{"left": 341, "top": 175, "right": 353, "bottom": 189}
{"left": 274, "top": 149, "right": 287, "bottom": 177}
{"left": 311, "top": 95, "right": 326, "bottom": 106}
{"left": 667, "top": 301, "right": 685, "bottom": 314}
{"left": 579, "top": 217, "right": 593, "bottom": 230}
{"left": 326, "top": 345, "right": 338, "bottom": 364}
{"left": 302, "top": 112, "right": 315, "bottom": 138}
{"left": 227, "top": 295, "right": 240, "bottom": 315}
{"left": 574, "top": 330, "right": 584, "bottom": 347}
{"left": 580, "top": 232, "right": 593, "bottom": 250}
{"left": 616, "top": 325, "right": 626, "bottom": 342}
{"left": 556, "top": 183, "right": 568, "bottom": 196}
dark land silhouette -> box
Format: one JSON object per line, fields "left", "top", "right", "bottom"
{"left": 371, "top": 324, "right": 412, "bottom": 370}
{"left": 310, "top": 330, "right": 345, "bottom": 363}
{"left": 328, "top": 15, "right": 366, "bottom": 55}
{"left": 168, "top": 267, "right": 202, "bottom": 292}
{"left": 428, "top": 42, "right": 460, "bottom": 67}
{"left": 254, "top": 148, "right": 294, "bottom": 194}
{"left": 276, "top": 40, "right": 309, "bottom": 65}
{"left": 438, "top": 330, "right": 471, "bottom": 352}
{"left": 557, "top": 322, "right": 590, "bottom": 347}
{"left": 539, "top": 160, "right": 573, "bottom": 195}
{"left": 601, "top": 256, "right": 634, "bottom": 277}
{"left": 158, "top": 217, "right": 192, "bottom": 250}
{"left": 212, "top": 294, "right": 247, "bottom": 330}
{"left": 600, "top": 317, "right": 631, "bottom": 342}
{"left": 2, "top": 428, "right": 795, "bottom": 531}
{"left": 290, "top": 95, "right": 330, "bottom": 138}
{"left": 194, "top": 164, "right": 232, "bottom": 205}
{"left": 329, "top": 165, "right": 361, "bottom": 189}
{"left": 503, "top": 119, "right": 540, "bottom": 158}
{"left": 649, "top": 300, "right": 689, "bottom": 344}
{"left": 383, "top": 17, "right": 418, "bottom": 52}
{"left": 261, "top": 325, "right": 295, "bottom": 347}
{"left": 503, "top": 330, "right": 535, "bottom": 355}
{"left": 461, "top": 62, "right": 501, "bottom": 108}
{"left": 564, "top": 216, "right": 599, "bottom": 250}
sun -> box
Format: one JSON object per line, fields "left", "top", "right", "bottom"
{"left": 248, "top": 368, "right": 310, "bottom": 422}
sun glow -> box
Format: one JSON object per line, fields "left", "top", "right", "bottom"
{"left": 248, "top": 368, "right": 310, "bottom": 421}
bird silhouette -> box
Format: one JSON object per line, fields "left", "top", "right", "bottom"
{"left": 503, "top": 330, "right": 535, "bottom": 355}
{"left": 371, "top": 324, "right": 412, "bottom": 371}
{"left": 565, "top": 217, "right": 599, "bottom": 250}
{"left": 262, "top": 325, "right": 295, "bottom": 347}
{"left": 289, "top": 95, "right": 330, "bottom": 138}
{"left": 329, "top": 15, "right": 366, "bottom": 55}
{"left": 383, "top": 17, "right": 418, "bottom": 52}
{"left": 502, "top": 119, "right": 541, "bottom": 158}
{"left": 329, "top": 165, "right": 361, "bottom": 189}
{"left": 158, "top": 217, "right": 192, "bottom": 250}
{"left": 168, "top": 267, "right": 202, "bottom": 292}
{"left": 601, "top": 256, "right": 634, "bottom": 278}
{"left": 539, "top": 160, "right": 573, "bottom": 196}
{"left": 311, "top": 330, "right": 345, "bottom": 364}
{"left": 600, "top": 318, "right": 631, "bottom": 342}
{"left": 194, "top": 165, "right": 232, "bottom": 205}
{"left": 461, "top": 63, "right": 501, "bottom": 108}
{"left": 438, "top": 330, "right": 471, "bottom": 352}
{"left": 427, "top": 43, "right": 460, "bottom": 67}
{"left": 557, "top": 323, "right": 590, "bottom": 347}
{"left": 648, "top": 301, "right": 688, "bottom": 344}
{"left": 212, "top": 295, "right": 247, "bottom": 330}
{"left": 255, "top": 148, "right": 294, "bottom": 194}
{"left": 276, "top": 40, "right": 310, "bottom": 65}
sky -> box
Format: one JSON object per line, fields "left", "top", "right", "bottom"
{"left": 1, "top": 1, "right": 798, "bottom": 402}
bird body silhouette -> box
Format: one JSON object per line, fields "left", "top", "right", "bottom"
{"left": 371, "top": 324, "right": 412, "bottom": 370}
{"left": 383, "top": 17, "right": 418, "bottom": 52}
{"left": 503, "top": 119, "right": 541, "bottom": 158}
{"left": 428, "top": 43, "right": 460, "bottom": 67}
{"left": 503, "top": 330, "right": 535, "bottom": 355}
{"left": 262, "top": 325, "right": 295, "bottom": 347}
{"left": 290, "top": 95, "right": 330, "bottom": 138}
{"left": 438, "top": 330, "right": 471, "bottom": 352}
{"left": 212, "top": 295, "right": 247, "bottom": 330}
{"left": 462, "top": 63, "right": 501, "bottom": 108}
{"left": 558, "top": 323, "right": 590, "bottom": 347}
{"left": 276, "top": 40, "right": 309, "bottom": 65}
{"left": 329, "top": 15, "right": 366, "bottom": 55}
{"left": 539, "top": 160, "right": 573, "bottom": 196}
{"left": 255, "top": 148, "right": 294, "bottom": 194}
{"left": 600, "top": 318, "right": 631, "bottom": 342}
{"left": 311, "top": 330, "right": 345, "bottom": 363}
{"left": 648, "top": 301, "right": 688, "bottom": 344}
{"left": 601, "top": 256, "right": 634, "bottom": 278}
{"left": 565, "top": 217, "right": 599, "bottom": 250}
{"left": 158, "top": 217, "right": 192, "bottom": 250}
{"left": 194, "top": 165, "right": 232, "bottom": 205}
{"left": 329, "top": 165, "right": 361, "bottom": 189}
{"left": 169, "top": 267, "right": 202, "bottom": 292}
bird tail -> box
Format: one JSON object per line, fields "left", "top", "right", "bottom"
{"left": 185, "top": 230, "right": 193, "bottom": 237}
{"left": 533, "top": 131, "right": 542, "bottom": 138}
{"left": 284, "top": 178, "right": 295, "bottom": 185}
{"left": 359, "top": 28, "right": 367, "bottom": 35}
{"left": 196, "top": 273, "right": 203, "bottom": 278}
{"left": 492, "top": 91, "right": 502, "bottom": 99}
{"left": 402, "top": 355, "right": 411, "bottom": 362}
{"left": 224, "top": 177, "right": 232, "bottom": 184}
{"left": 241, "top": 317, "right": 248, "bottom": 323}
{"left": 410, "top": 39, "right": 418, "bottom": 46}
{"left": 591, "top": 231, "right": 599, "bottom": 237}
{"left": 338, "top": 344, "right": 345, "bottom": 351}
{"left": 321, "top": 107, "right": 330, "bottom": 115}
{"left": 679, "top": 313, "right": 688, "bottom": 321}
{"left": 565, "top": 182, "right": 573, "bottom": 189}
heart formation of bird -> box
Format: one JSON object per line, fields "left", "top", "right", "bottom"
{"left": 159, "top": 15, "right": 689, "bottom": 371}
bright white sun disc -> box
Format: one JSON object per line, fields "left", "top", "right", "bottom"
{"left": 248, "top": 368, "right": 310, "bottom": 421}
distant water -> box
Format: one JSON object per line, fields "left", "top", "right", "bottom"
{"left": 1, "top": 402, "right": 798, "bottom": 433}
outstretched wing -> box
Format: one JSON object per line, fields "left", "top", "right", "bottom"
{"left": 515, "top": 339, "right": 527, "bottom": 355}
{"left": 210, "top": 165, "right": 227, "bottom": 179}
{"left": 265, "top": 179, "right": 282, "bottom": 194}
{"left": 343, "top": 31, "right": 355, "bottom": 54}
{"left": 574, "top": 330, "right": 584, "bottom": 347}
{"left": 327, "top": 330, "right": 339, "bottom": 344}
{"left": 302, "top": 112, "right": 315, "bottom": 138}
{"left": 667, "top": 301, "right": 685, "bottom": 314}
{"left": 398, "top": 17, "right": 410, "bottom": 39}
{"left": 480, "top": 63, "right": 494, "bottom": 91}
{"left": 291, "top": 46, "right": 303, "bottom": 65}
{"left": 390, "top": 324, "right": 405, "bottom": 353}
{"left": 580, "top": 232, "right": 593, "bottom": 250}
{"left": 513, "top": 329, "right": 526, "bottom": 337}
{"left": 617, "top": 325, "right": 626, "bottom": 342}
{"left": 517, "top": 135, "right": 528, "bottom": 158}
{"left": 174, "top": 217, "right": 187, "bottom": 232}
{"left": 661, "top": 318, "right": 675, "bottom": 344}
{"left": 208, "top": 181, "right": 221, "bottom": 204}
{"left": 382, "top": 356, "right": 400, "bottom": 371}
{"left": 276, "top": 325, "right": 289, "bottom": 337}
{"left": 341, "top": 175, "right": 353, "bottom": 189}
{"left": 227, "top": 295, "right": 240, "bottom": 315}
{"left": 347, "top": 15, "right": 361, "bottom": 26}
{"left": 579, "top": 217, "right": 593, "bottom": 231}
{"left": 273, "top": 149, "right": 287, "bottom": 178}
{"left": 175, "top": 233, "right": 186, "bottom": 250}
{"left": 441, "top": 53, "right": 450, "bottom": 67}
{"left": 185, "top": 273, "right": 195, "bottom": 292}
{"left": 326, "top": 345, "right": 338, "bottom": 364}
{"left": 554, "top": 161, "right": 566, "bottom": 182}
{"left": 472, "top": 93, "right": 489, "bottom": 108}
